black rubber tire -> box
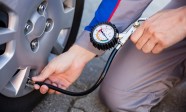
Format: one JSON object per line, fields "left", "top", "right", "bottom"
{"left": 0, "top": 0, "right": 84, "bottom": 112}
{"left": 63, "top": 0, "right": 84, "bottom": 52}
{"left": 0, "top": 91, "right": 45, "bottom": 112}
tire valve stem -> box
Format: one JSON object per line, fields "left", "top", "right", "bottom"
{"left": 26, "top": 77, "right": 35, "bottom": 89}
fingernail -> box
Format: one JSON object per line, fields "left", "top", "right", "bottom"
{"left": 32, "top": 77, "right": 37, "bottom": 80}
{"left": 34, "top": 84, "right": 40, "bottom": 90}
{"left": 40, "top": 85, "right": 48, "bottom": 94}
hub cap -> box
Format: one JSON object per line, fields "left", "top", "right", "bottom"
{"left": 0, "top": 0, "right": 76, "bottom": 97}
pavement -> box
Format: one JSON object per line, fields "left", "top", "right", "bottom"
{"left": 32, "top": 0, "right": 186, "bottom": 112}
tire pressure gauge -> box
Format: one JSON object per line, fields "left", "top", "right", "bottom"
{"left": 90, "top": 22, "right": 118, "bottom": 50}
{"left": 27, "top": 18, "right": 147, "bottom": 97}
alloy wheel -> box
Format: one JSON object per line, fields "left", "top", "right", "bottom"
{"left": 0, "top": 0, "right": 76, "bottom": 97}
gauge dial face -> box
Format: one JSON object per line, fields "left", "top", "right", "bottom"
{"left": 92, "top": 24, "right": 115, "bottom": 44}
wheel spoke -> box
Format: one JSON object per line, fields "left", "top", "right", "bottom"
{"left": 0, "top": 67, "right": 31, "bottom": 97}
{"left": 0, "top": 28, "right": 15, "bottom": 45}
{"left": 0, "top": 0, "right": 18, "bottom": 11}
{"left": 10, "top": 67, "right": 31, "bottom": 96}
{"left": 52, "top": 29, "right": 68, "bottom": 54}
{"left": 0, "top": 56, "right": 17, "bottom": 91}
{"left": 52, "top": 41, "right": 64, "bottom": 54}
{"left": 64, "top": 0, "right": 74, "bottom": 8}
{"left": 46, "top": 0, "right": 75, "bottom": 29}
{"left": 61, "top": 8, "right": 75, "bottom": 29}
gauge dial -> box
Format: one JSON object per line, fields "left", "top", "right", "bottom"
{"left": 93, "top": 24, "right": 114, "bottom": 43}
{"left": 90, "top": 22, "right": 118, "bottom": 50}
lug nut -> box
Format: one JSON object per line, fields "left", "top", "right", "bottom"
{"left": 37, "top": 2, "right": 47, "bottom": 15}
{"left": 46, "top": 21, "right": 51, "bottom": 29}
{"left": 30, "top": 39, "right": 39, "bottom": 51}
{"left": 38, "top": 5, "right": 45, "bottom": 14}
{"left": 25, "top": 24, "right": 31, "bottom": 31}
{"left": 45, "top": 19, "right": 53, "bottom": 32}
{"left": 24, "top": 20, "right": 33, "bottom": 35}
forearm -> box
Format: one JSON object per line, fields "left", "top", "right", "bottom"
{"left": 68, "top": 44, "right": 96, "bottom": 65}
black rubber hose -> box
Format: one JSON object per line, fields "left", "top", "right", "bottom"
{"left": 35, "top": 48, "right": 119, "bottom": 96}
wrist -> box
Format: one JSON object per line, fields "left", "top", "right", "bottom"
{"left": 69, "top": 45, "right": 96, "bottom": 64}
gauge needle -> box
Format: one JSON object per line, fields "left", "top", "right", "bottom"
{"left": 101, "top": 29, "right": 109, "bottom": 40}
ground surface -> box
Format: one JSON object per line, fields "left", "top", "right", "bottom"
{"left": 32, "top": 0, "right": 186, "bottom": 112}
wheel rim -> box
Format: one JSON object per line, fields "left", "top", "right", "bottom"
{"left": 0, "top": 0, "right": 76, "bottom": 97}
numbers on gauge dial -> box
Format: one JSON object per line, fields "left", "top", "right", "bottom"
{"left": 93, "top": 24, "right": 115, "bottom": 44}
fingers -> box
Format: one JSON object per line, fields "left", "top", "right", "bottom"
{"left": 40, "top": 85, "right": 49, "bottom": 94}
{"left": 34, "top": 75, "right": 68, "bottom": 95}
{"left": 34, "top": 79, "right": 51, "bottom": 94}
{"left": 152, "top": 44, "right": 164, "bottom": 54}
{"left": 131, "top": 18, "right": 162, "bottom": 54}
{"left": 48, "top": 82, "right": 62, "bottom": 94}
{"left": 47, "top": 80, "right": 55, "bottom": 94}
{"left": 135, "top": 30, "right": 149, "bottom": 50}
{"left": 32, "top": 65, "right": 54, "bottom": 82}
{"left": 141, "top": 38, "right": 158, "bottom": 53}
{"left": 55, "top": 84, "right": 65, "bottom": 95}
{"left": 131, "top": 23, "right": 145, "bottom": 43}
{"left": 32, "top": 65, "right": 54, "bottom": 94}
{"left": 48, "top": 75, "right": 69, "bottom": 94}
{"left": 34, "top": 84, "right": 40, "bottom": 90}
{"left": 42, "top": 82, "right": 66, "bottom": 95}
{"left": 132, "top": 22, "right": 151, "bottom": 51}
{"left": 131, "top": 9, "right": 165, "bottom": 44}
{"left": 49, "top": 75, "right": 69, "bottom": 88}
{"left": 48, "top": 83, "right": 56, "bottom": 94}
{"left": 34, "top": 79, "right": 66, "bottom": 95}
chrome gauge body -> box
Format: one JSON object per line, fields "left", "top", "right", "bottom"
{"left": 90, "top": 22, "right": 118, "bottom": 50}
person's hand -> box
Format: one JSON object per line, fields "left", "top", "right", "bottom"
{"left": 32, "top": 45, "right": 96, "bottom": 94}
{"left": 131, "top": 6, "right": 186, "bottom": 54}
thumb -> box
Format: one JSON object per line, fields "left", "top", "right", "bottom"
{"left": 130, "top": 23, "right": 145, "bottom": 44}
{"left": 32, "top": 65, "right": 54, "bottom": 82}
